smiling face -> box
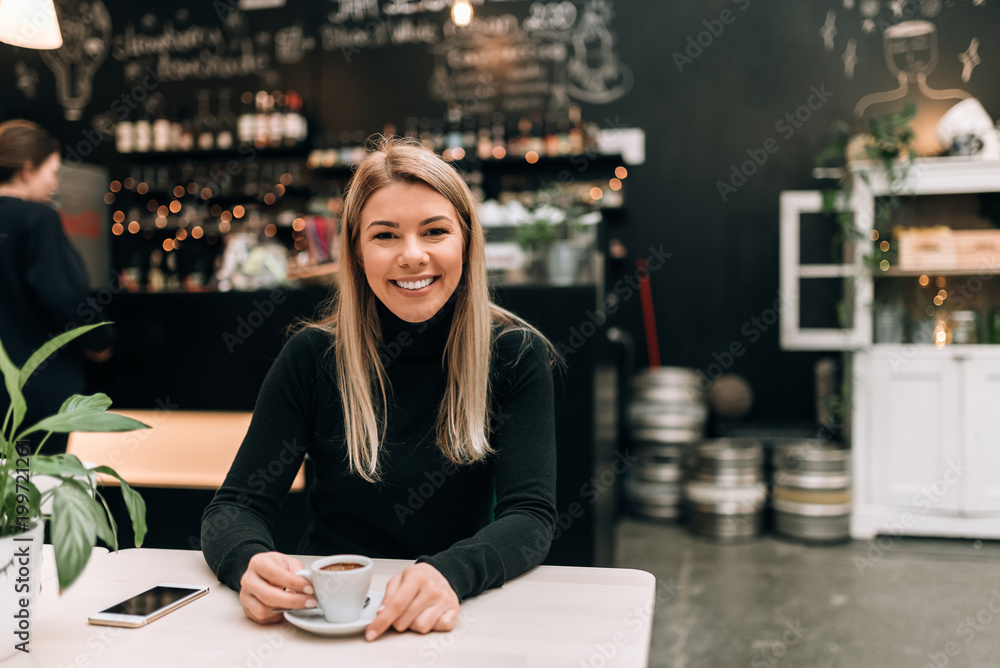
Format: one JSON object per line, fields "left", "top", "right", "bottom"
{"left": 359, "top": 180, "right": 466, "bottom": 323}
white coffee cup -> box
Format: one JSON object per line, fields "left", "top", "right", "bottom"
{"left": 296, "top": 555, "right": 373, "bottom": 623}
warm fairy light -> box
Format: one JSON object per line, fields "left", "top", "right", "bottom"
{"left": 200, "top": 188, "right": 213, "bottom": 200}
{"left": 879, "top": 260, "right": 890, "bottom": 271}
{"left": 615, "top": 166, "right": 628, "bottom": 179}
{"left": 442, "top": 148, "right": 453, "bottom": 161}
{"left": 169, "top": 200, "right": 182, "bottom": 214}
{"left": 104, "top": 193, "right": 115, "bottom": 205}
{"left": 113, "top": 210, "right": 125, "bottom": 223}
{"left": 220, "top": 211, "right": 233, "bottom": 223}
{"left": 870, "top": 230, "right": 879, "bottom": 241}
{"left": 175, "top": 228, "right": 188, "bottom": 241}
{"left": 280, "top": 172, "right": 293, "bottom": 186}
{"left": 111, "top": 223, "right": 124, "bottom": 235}
{"left": 274, "top": 184, "right": 285, "bottom": 197}
{"left": 157, "top": 205, "right": 168, "bottom": 217}
{"left": 219, "top": 220, "right": 232, "bottom": 233}
{"left": 936, "top": 276, "right": 946, "bottom": 288}
{"left": 123, "top": 177, "right": 135, "bottom": 189}
{"left": 452, "top": 0, "right": 472, "bottom": 26}
{"left": 233, "top": 205, "right": 245, "bottom": 218}
{"left": 264, "top": 223, "right": 277, "bottom": 238}
{"left": 263, "top": 193, "right": 276, "bottom": 205}
{"left": 109, "top": 180, "right": 121, "bottom": 193}
{"left": 938, "top": 289, "right": 947, "bottom": 299}
{"left": 162, "top": 239, "right": 174, "bottom": 251}
{"left": 589, "top": 187, "right": 603, "bottom": 200}
{"left": 173, "top": 185, "right": 185, "bottom": 198}
{"left": 880, "top": 240, "right": 890, "bottom": 252}
{"left": 127, "top": 221, "right": 140, "bottom": 234}
{"left": 294, "top": 238, "right": 307, "bottom": 250}
{"left": 609, "top": 178, "right": 622, "bottom": 191}
{"left": 925, "top": 306, "right": 935, "bottom": 316}
{"left": 525, "top": 151, "right": 539, "bottom": 164}
{"left": 146, "top": 201, "right": 157, "bottom": 213}
{"left": 187, "top": 182, "right": 198, "bottom": 195}
{"left": 155, "top": 217, "right": 167, "bottom": 228}
{"left": 292, "top": 217, "right": 305, "bottom": 231}
{"left": 191, "top": 226, "right": 204, "bottom": 239}
{"left": 136, "top": 182, "right": 148, "bottom": 195}
{"left": 492, "top": 146, "right": 506, "bottom": 160}
{"left": 919, "top": 275, "right": 929, "bottom": 286}
{"left": 452, "top": 147, "right": 466, "bottom": 161}
{"left": 934, "top": 296, "right": 944, "bottom": 306}
{"left": 210, "top": 205, "right": 222, "bottom": 217}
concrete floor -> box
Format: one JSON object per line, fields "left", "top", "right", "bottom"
{"left": 614, "top": 519, "right": 1000, "bottom": 668}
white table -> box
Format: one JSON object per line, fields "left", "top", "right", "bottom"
{"left": 9, "top": 549, "right": 656, "bottom": 667}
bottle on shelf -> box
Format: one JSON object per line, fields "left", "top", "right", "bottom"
{"left": 526, "top": 111, "right": 545, "bottom": 157}
{"left": 194, "top": 89, "right": 217, "bottom": 151}
{"left": 152, "top": 106, "right": 171, "bottom": 153}
{"left": 283, "top": 90, "right": 308, "bottom": 147}
{"left": 254, "top": 90, "right": 272, "bottom": 149}
{"left": 115, "top": 117, "right": 134, "bottom": 154}
{"left": 568, "top": 105, "right": 585, "bottom": 155}
{"left": 490, "top": 113, "right": 506, "bottom": 158}
{"left": 476, "top": 115, "right": 493, "bottom": 161}
{"left": 177, "top": 107, "right": 195, "bottom": 152}
{"left": 216, "top": 89, "right": 237, "bottom": 151}
{"left": 237, "top": 91, "right": 256, "bottom": 148}
{"left": 445, "top": 103, "right": 463, "bottom": 152}
{"left": 269, "top": 90, "right": 285, "bottom": 148}
{"left": 461, "top": 114, "right": 477, "bottom": 154}
{"left": 133, "top": 109, "right": 152, "bottom": 154}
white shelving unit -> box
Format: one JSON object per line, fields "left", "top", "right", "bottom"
{"left": 780, "top": 158, "right": 1000, "bottom": 539}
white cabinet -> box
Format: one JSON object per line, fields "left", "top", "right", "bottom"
{"left": 780, "top": 159, "right": 1000, "bottom": 539}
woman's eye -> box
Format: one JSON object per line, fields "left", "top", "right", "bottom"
{"left": 372, "top": 232, "right": 395, "bottom": 240}
{"left": 426, "top": 228, "right": 449, "bottom": 236}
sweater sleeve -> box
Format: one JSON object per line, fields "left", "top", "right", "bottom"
{"left": 24, "top": 210, "right": 114, "bottom": 352}
{"left": 418, "top": 330, "right": 558, "bottom": 600}
{"left": 201, "top": 329, "right": 326, "bottom": 591}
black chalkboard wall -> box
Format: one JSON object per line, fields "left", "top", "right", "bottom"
{"left": 2, "top": 0, "right": 999, "bottom": 424}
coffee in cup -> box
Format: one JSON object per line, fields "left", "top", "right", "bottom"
{"left": 297, "top": 555, "right": 373, "bottom": 623}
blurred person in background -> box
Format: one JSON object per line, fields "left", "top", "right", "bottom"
{"left": 0, "top": 119, "right": 113, "bottom": 454}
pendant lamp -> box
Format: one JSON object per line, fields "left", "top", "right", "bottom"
{"left": 0, "top": 0, "right": 63, "bottom": 50}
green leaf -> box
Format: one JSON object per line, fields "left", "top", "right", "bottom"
{"left": 17, "top": 323, "right": 110, "bottom": 391}
{"left": 51, "top": 481, "right": 97, "bottom": 592}
{"left": 95, "top": 491, "right": 119, "bottom": 552}
{"left": 17, "top": 403, "right": 150, "bottom": 440}
{"left": 58, "top": 393, "right": 113, "bottom": 415}
{"left": 93, "top": 466, "right": 147, "bottom": 547}
{"left": 0, "top": 337, "right": 26, "bottom": 442}
{"left": 30, "top": 453, "right": 93, "bottom": 478}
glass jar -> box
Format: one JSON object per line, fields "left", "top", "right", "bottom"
{"left": 950, "top": 310, "right": 978, "bottom": 345}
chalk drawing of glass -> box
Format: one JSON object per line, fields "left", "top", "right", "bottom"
{"left": 39, "top": 0, "right": 111, "bottom": 121}
{"left": 275, "top": 23, "right": 306, "bottom": 65}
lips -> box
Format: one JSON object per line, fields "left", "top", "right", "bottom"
{"left": 392, "top": 276, "right": 438, "bottom": 291}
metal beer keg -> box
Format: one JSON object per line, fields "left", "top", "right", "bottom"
{"left": 626, "top": 368, "right": 707, "bottom": 520}
{"left": 772, "top": 441, "right": 851, "bottom": 543}
{"left": 685, "top": 439, "right": 766, "bottom": 540}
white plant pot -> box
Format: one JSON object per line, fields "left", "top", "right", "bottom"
{"left": 0, "top": 521, "right": 44, "bottom": 661}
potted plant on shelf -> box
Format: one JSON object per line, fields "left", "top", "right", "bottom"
{"left": 515, "top": 204, "right": 589, "bottom": 284}
{"left": 0, "top": 323, "right": 148, "bottom": 623}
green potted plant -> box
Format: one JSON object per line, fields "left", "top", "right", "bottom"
{"left": 515, "top": 204, "right": 588, "bottom": 284}
{"left": 0, "top": 322, "right": 149, "bottom": 596}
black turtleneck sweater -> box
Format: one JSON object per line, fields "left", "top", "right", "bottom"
{"left": 201, "top": 295, "right": 557, "bottom": 601}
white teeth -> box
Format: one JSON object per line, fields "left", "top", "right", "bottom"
{"left": 395, "top": 277, "right": 435, "bottom": 290}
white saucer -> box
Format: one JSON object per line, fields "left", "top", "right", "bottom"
{"left": 284, "top": 591, "right": 383, "bottom": 637}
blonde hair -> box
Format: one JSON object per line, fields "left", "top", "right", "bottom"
{"left": 305, "top": 136, "right": 558, "bottom": 482}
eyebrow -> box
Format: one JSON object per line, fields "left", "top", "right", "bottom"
{"left": 366, "top": 215, "right": 453, "bottom": 231}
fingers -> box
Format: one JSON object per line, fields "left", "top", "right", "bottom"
{"left": 239, "top": 552, "right": 316, "bottom": 625}
{"left": 365, "top": 564, "right": 460, "bottom": 641}
{"left": 365, "top": 571, "right": 413, "bottom": 641}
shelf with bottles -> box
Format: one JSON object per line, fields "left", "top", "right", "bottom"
{"left": 114, "top": 88, "right": 309, "bottom": 157}
{"left": 112, "top": 191, "right": 342, "bottom": 294}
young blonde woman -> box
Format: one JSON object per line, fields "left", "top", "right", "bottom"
{"left": 202, "top": 137, "right": 559, "bottom": 641}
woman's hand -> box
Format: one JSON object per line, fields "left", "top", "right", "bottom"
{"left": 239, "top": 552, "right": 315, "bottom": 624}
{"left": 365, "top": 563, "right": 459, "bottom": 641}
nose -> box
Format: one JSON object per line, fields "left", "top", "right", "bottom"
{"left": 398, "top": 234, "right": 428, "bottom": 267}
